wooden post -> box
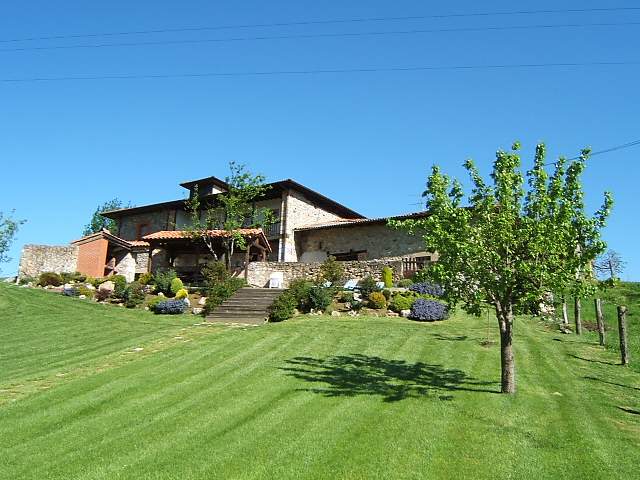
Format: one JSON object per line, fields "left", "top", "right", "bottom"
{"left": 574, "top": 297, "right": 582, "bottom": 335}
{"left": 594, "top": 298, "right": 605, "bottom": 346}
{"left": 617, "top": 306, "right": 629, "bottom": 366}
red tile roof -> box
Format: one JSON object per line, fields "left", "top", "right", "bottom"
{"left": 142, "top": 229, "right": 264, "bottom": 240}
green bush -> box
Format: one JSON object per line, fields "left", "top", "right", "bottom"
{"left": 390, "top": 294, "right": 415, "bottom": 313}
{"left": 397, "top": 278, "right": 414, "bottom": 288}
{"left": 381, "top": 266, "right": 393, "bottom": 288}
{"left": 77, "top": 285, "right": 95, "bottom": 299}
{"left": 204, "top": 277, "right": 246, "bottom": 314}
{"left": 19, "top": 275, "right": 36, "bottom": 285}
{"left": 268, "top": 291, "right": 297, "bottom": 322}
{"left": 358, "top": 276, "right": 380, "bottom": 298}
{"left": 382, "top": 289, "right": 392, "bottom": 300}
{"left": 338, "top": 291, "right": 354, "bottom": 303}
{"left": 174, "top": 288, "right": 189, "bottom": 300}
{"left": 308, "top": 286, "right": 333, "bottom": 312}
{"left": 368, "top": 291, "right": 387, "bottom": 309}
{"left": 137, "top": 272, "right": 154, "bottom": 285}
{"left": 124, "top": 281, "right": 145, "bottom": 308}
{"left": 147, "top": 296, "right": 165, "bottom": 311}
{"left": 38, "top": 272, "right": 63, "bottom": 287}
{"left": 154, "top": 269, "right": 177, "bottom": 296}
{"left": 412, "top": 268, "right": 431, "bottom": 284}
{"left": 288, "top": 278, "right": 313, "bottom": 310}
{"left": 201, "top": 261, "right": 229, "bottom": 289}
{"left": 112, "top": 275, "right": 128, "bottom": 299}
{"left": 320, "top": 256, "right": 344, "bottom": 285}
{"left": 170, "top": 277, "right": 184, "bottom": 296}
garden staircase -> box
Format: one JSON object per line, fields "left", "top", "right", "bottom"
{"left": 206, "top": 287, "right": 284, "bottom": 325}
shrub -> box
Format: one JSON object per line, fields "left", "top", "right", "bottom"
{"left": 382, "top": 289, "right": 392, "bottom": 300}
{"left": 60, "top": 271, "right": 87, "bottom": 284}
{"left": 268, "top": 291, "right": 297, "bottom": 322}
{"left": 412, "top": 268, "right": 431, "bottom": 283}
{"left": 320, "top": 256, "right": 344, "bottom": 285}
{"left": 204, "top": 277, "right": 246, "bottom": 314}
{"left": 18, "top": 275, "right": 36, "bottom": 285}
{"left": 147, "top": 296, "right": 165, "bottom": 311}
{"left": 368, "top": 291, "right": 387, "bottom": 309}
{"left": 137, "top": 272, "right": 154, "bottom": 285}
{"left": 350, "top": 300, "right": 363, "bottom": 311}
{"left": 174, "top": 288, "right": 189, "bottom": 300}
{"left": 288, "top": 278, "right": 313, "bottom": 310}
{"left": 389, "top": 294, "right": 415, "bottom": 313}
{"left": 381, "top": 266, "right": 393, "bottom": 288}
{"left": 154, "top": 269, "right": 177, "bottom": 296}
{"left": 338, "top": 291, "right": 354, "bottom": 303}
{"left": 154, "top": 299, "right": 188, "bottom": 315}
{"left": 308, "top": 286, "right": 333, "bottom": 312}
{"left": 170, "top": 277, "right": 184, "bottom": 296}
{"left": 112, "top": 275, "right": 128, "bottom": 299}
{"left": 201, "top": 261, "right": 230, "bottom": 289}
{"left": 409, "top": 299, "right": 448, "bottom": 321}
{"left": 357, "top": 276, "right": 380, "bottom": 298}
{"left": 95, "top": 288, "right": 112, "bottom": 302}
{"left": 124, "top": 281, "right": 145, "bottom": 308}
{"left": 409, "top": 282, "right": 444, "bottom": 297}
{"left": 38, "top": 272, "right": 63, "bottom": 287}
{"left": 397, "top": 278, "right": 413, "bottom": 288}
{"left": 77, "top": 285, "right": 95, "bottom": 299}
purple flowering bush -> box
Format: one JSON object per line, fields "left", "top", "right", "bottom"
{"left": 409, "top": 299, "right": 449, "bottom": 322}
{"left": 153, "top": 299, "right": 188, "bottom": 315}
{"left": 408, "top": 282, "right": 444, "bottom": 297}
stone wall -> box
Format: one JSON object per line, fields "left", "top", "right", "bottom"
{"left": 118, "top": 210, "right": 174, "bottom": 241}
{"left": 246, "top": 259, "right": 403, "bottom": 288}
{"left": 18, "top": 245, "right": 79, "bottom": 279}
{"left": 296, "top": 223, "right": 429, "bottom": 262}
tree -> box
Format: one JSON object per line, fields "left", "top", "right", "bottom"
{"left": 390, "top": 142, "right": 612, "bottom": 393}
{"left": 83, "top": 198, "right": 131, "bottom": 236}
{"left": 594, "top": 249, "right": 625, "bottom": 280}
{"left": 0, "top": 210, "right": 26, "bottom": 273}
{"left": 185, "top": 162, "right": 275, "bottom": 269}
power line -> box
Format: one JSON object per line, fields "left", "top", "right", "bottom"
{"left": 2, "top": 61, "right": 638, "bottom": 83}
{"left": 2, "top": 21, "right": 638, "bottom": 54}
{"left": 2, "top": 6, "right": 640, "bottom": 44}
{"left": 546, "top": 139, "right": 640, "bottom": 165}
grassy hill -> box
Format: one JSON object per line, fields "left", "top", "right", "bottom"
{"left": 0, "top": 283, "right": 638, "bottom": 479}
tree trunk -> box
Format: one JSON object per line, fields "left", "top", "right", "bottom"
{"left": 594, "top": 298, "right": 605, "bottom": 346}
{"left": 617, "top": 306, "right": 629, "bottom": 366}
{"left": 496, "top": 304, "right": 516, "bottom": 394}
{"left": 561, "top": 298, "right": 569, "bottom": 326}
{"left": 574, "top": 297, "right": 582, "bottom": 335}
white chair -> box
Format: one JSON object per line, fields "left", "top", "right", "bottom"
{"left": 269, "top": 272, "right": 284, "bottom": 289}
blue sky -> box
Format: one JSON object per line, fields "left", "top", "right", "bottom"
{"left": 1, "top": 1, "right": 638, "bottom": 279}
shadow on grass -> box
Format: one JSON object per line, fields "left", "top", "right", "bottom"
{"left": 584, "top": 376, "right": 640, "bottom": 391}
{"left": 569, "top": 354, "right": 617, "bottom": 366}
{"left": 430, "top": 333, "right": 469, "bottom": 342}
{"left": 281, "top": 354, "right": 498, "bottom": 402}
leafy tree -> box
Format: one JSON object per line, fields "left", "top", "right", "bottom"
{"left": 390, "top": 142, "right": 612, "bottom": 393}
{"left": 594, "top": 249, "right": 626, "bottom": 280}
{"left": 185, "top": 162, "right": 275, "bottom": 269}
{"left": 0, "top": 210, "right": 25, "bottom": 272}
{"left": 83, "top": 198, "right": 131, "bottom": 236}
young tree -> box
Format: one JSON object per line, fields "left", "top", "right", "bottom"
{"left": 83, "top": 198, "right": 131, "bottom": 236}
{"left": 185, "top": 162, "right": 275, "bottom": 269}
{"left": 390, "top": 142, "right": 612, "bottom": 393}
{"left": 0, "top": 210, "right": 26, "bottom": 272}
{"left": 594, "top": 249, "right": 626, "bottom": 280}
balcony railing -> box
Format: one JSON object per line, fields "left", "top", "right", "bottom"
{"left": 264, "top": 222, "right": 281, "bottom": 238}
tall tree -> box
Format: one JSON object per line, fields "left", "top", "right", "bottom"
{"left": 594, "top": 249, "right": 626, "bottom": 280}
{"left": 391, "top": 142, "right": 612, "bottom": 393}
{"left": 83, "top": 198, "right": 131, "bottom": 236}
{"left": 0, "top": 210, "right": 26, "bottom": 273}
{"left": 185, "top": 162, "right": 275, "bottom": 269}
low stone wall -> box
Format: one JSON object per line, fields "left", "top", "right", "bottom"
{"left": 18, "top": 244, "right": 79, "bottom": 279}
{"left": 246, "top": 259, "right": 403, "bottom": 288}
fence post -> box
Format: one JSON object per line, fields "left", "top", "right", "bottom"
{"left": 617, "top": 306, "right": 629, "bottom": 366}
{"left": 594, "top": 298, "right": 605, "bottom": 346}
{"left": 574, "top": 297, "right": 582, "bottom": 335}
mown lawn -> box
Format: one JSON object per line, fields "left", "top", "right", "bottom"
{"left": 1, "top": 283, "right": 639, "bottom": 479}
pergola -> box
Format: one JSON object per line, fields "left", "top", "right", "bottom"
{"left": 142, "top": 229, "right": 271, "bottom": 282}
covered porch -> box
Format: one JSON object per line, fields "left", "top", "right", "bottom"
{"left": 142, "top": 229, "right": 271, "bottom": 285}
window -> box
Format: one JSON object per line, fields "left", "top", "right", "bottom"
{"left": 331, "top": 250, "right": 367, "bottom": 261}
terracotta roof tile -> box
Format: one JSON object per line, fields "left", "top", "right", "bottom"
{"left": 142, "top": 229, "right": 264, "bottom": 240}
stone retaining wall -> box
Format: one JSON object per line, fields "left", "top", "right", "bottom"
{"left": 18, "top": 245, "right": 79, "bottom": 279}
{"left": 246, "top": 259, "right": 403, "bottom": 288}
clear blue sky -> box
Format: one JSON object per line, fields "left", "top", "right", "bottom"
{"left": 1, "top": 1, "right": 638, "bottom": 279}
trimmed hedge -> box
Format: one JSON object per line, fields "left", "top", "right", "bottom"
{"left": 409, "top": 299, "right": 448, "bottom": 321}
{"left": 154, "top": 299, "right": 188, "bottom": 315}
{"left": 268, "top": 291, "right": 297, "bottom": 322}
{"left": 409, "top": 282, "right": 444, "bottom": 297}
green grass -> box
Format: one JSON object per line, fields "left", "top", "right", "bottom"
{"left": 1, "top": 283, "right": 639, "bottom": 479}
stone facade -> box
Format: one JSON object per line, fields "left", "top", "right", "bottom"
{"left": 296, "top": 223, "right": 428, "bottom": 262}
{"left": 118, "top": 210, "right": 173, "bottom": 241}
{"left": 18, "top": 245, "right": 78, "bottom": 279}
{"left": 246, "top": 259, "right": 403, "bottom": 288}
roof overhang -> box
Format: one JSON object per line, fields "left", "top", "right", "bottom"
{"left": 142, "top": 229, "right": 271, "bottom": 252}
{"left": 294, "top": 211, "right": 429, "bottom": 232}
{"left": 71, "top": 229, "right": 150, "bottom": 250}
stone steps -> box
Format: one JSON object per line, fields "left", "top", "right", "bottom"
{"left": 206, "top": 287, "right": 284, "bottom": 325}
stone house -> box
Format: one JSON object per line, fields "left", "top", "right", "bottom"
{"left": 19, "top": 175, "right": 434, "bottom": 286}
